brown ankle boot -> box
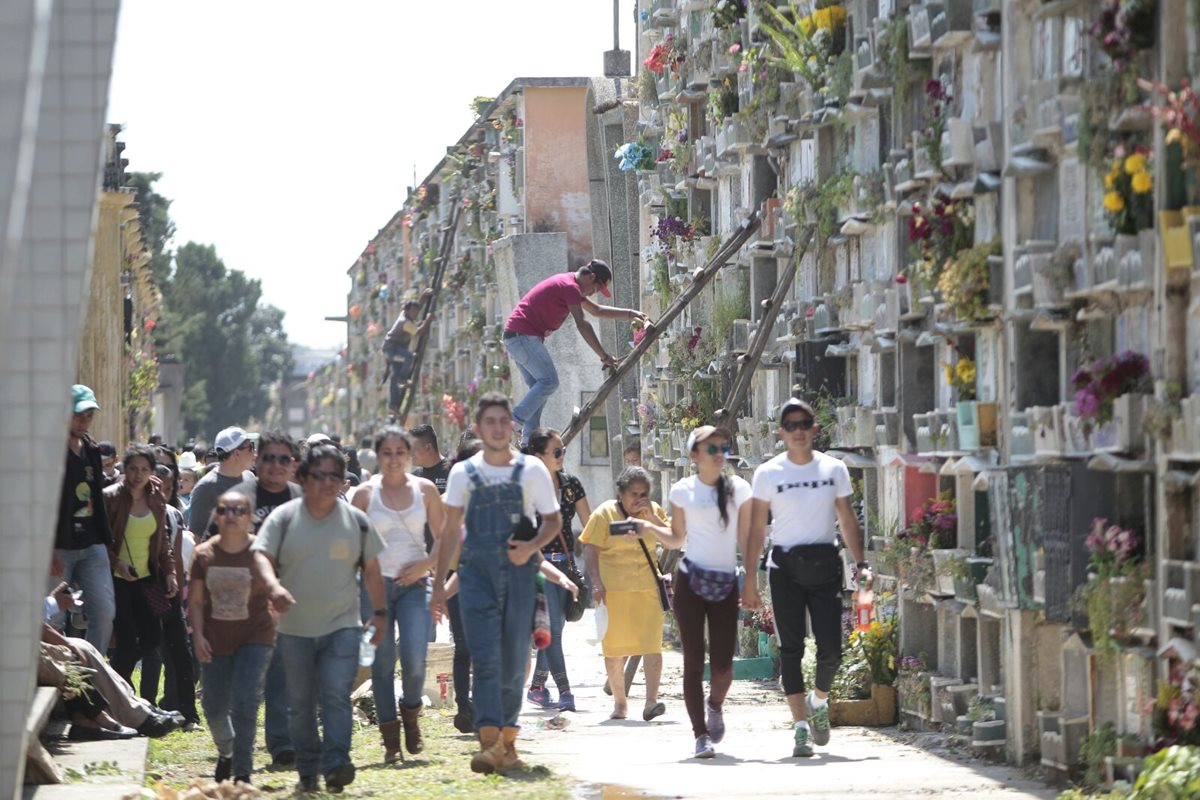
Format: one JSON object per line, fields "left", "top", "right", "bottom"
{"left": 500, "top": 726, "right": 525, "bottom": 772}
{"left": 400, "top": 704, "right": 424, "bottom": 754}
{"left": 470, "top": 726, "right": 508, "bottom": 775}
{"left": 379, "top": 719, "right": 402, "bottom": 763}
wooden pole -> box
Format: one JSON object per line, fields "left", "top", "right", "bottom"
{"left": 559, "top": 212, "right": 763, "bottom": 447}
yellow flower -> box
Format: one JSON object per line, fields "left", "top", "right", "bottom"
{"left": 1124, "top": 153, "right": 1147, "bottom": 175}
{"left": 814, "top": 8, "right": 832, "bottom": 30}
{"left": 1167, "top": 128, "right": 1183, "bottom": 145}
{"left": 1103, "top": 191, "right": 1126, "bottom": 213}
{"left": 1131, "top": 169, "right": 1153, "bottom": 194}
{"left": 799, "top": 15, "right": 814, "bottom": 36}
{"left": 1104, "top": 172, "right": 1116, "bottom": 189}
{"left": 944, "top": 364, "right": 955, "bottom": 385}
{"left": 956, "top": 358, "right": 976, "bottom": 385}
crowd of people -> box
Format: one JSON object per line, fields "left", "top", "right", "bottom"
{"left": 42, "top": 377, "right": 872, "bottom": 792}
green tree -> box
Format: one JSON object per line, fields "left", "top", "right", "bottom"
{"left": 128, "top": 172, "right": 175, "bottom": 286}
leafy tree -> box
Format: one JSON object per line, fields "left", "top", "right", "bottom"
{"left": 129, "top": 174, "right": 293, "bottom": 442}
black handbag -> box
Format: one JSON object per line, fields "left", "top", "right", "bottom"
{"left": 555, "top": 528, "right": 589, "bottom": 622}
{"left": 638, "top": 537, "right": 674, "bottom": 612}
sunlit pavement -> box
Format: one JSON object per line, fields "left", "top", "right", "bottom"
{"left": 517, "top": 611, "right": 1058, "bottom": 800}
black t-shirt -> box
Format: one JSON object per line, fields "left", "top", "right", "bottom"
{"left": 64, "top": 448, "right": 102, "bottom": 549}
{"left": 223, "top": 478, "right": 302, "bottom": 536}
{"left": 541, "top": 472, "right": 586, "bottom": 556}
{"left": 413, "top": 459, "right": 451, "bottom": 553}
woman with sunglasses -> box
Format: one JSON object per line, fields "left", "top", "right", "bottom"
{"left": 190, "top": 491, "right": 294, "bottom": 785}
{"left": 668, "top": 426, "right": 753, "bottom": 758}
{"left": 104, "top": 444, "right": 178, "bottom": 694}
{"left": 350, "top": 425, "right": 446, "bottom": 762}
{"left": 521, "top": 428, "right": 591, "bottom": 712}
{"left": 579, "top": 467, "right": 675, "bottom": 721}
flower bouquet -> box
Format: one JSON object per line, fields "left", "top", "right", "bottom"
{"left": 1101, "top": 144, "right": 1154, "bottom": 234}
{"left": 1071, "top": 350, "right": 1150, "bottom": 425}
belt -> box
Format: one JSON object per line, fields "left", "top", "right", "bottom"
{"left": 502, "top": 329, "right": 519, "bottom": 340}
{"left": 545, "top": 552, "right": 570, "bottom": 562}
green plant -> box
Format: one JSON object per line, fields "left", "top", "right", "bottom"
{"left": 1081, "top": 561, "right": 1150, "bottom": 658}
{"left": 877, "top": 15, "right": 912, "bottom": 114}
{"left": 757, "top": 1, "right": 848, "bottom": 100}
{"left": 784, "top": 171, "right": 858, "bottom": 241}
{"left": 966, "top": 696, "right": 995, "bottom": 722}
{"left": 711, "top": 278, "right": 750, "bottom": 344}
{"left": 938, "top": 240, "right": 1001, "bottom": 322}
{"left": 855, "top": 612, "right": 898, "bottom": 686}
{"left": 1079, "top": 722, "right": 1119, "bottom": 791}
{"left": 1131, "top": 745, "right": 1200, "bottom": 799}
{"left": 652, "top": 252, "right": 672, "bottom": 302}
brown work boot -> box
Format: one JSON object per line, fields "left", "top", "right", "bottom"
{"left": 470, "top": 726, "right": 508, "bottom": 775}
{"left": 400, "top": 704, "right": 424, "bottom": 754}
{"left": 500, "top": 726, "right": 525, "bottom": 772}
{"left": 379, "top": 719, "right": 402, "bottom": 763}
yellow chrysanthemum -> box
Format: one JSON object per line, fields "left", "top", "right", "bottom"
{"left": 799, "top": 16, "right": 814, "bottom": 36}
{"left": 1103, "top": 191, "right": 1126, "bottom": 213}
{"left": 1104, "top": 172, "right": 1116, "bottom": 189}
{"left": 1124, "top": 153, "right": 1147, "bottom": 175}
{"left": 956, "top": 358, "right": 976, "bottom": 385}
{"left": 813, "top": 8, "right": 832, "bottom": 30}
{"left": 1131, "top": 169, "right": 1153, "bottom": 194}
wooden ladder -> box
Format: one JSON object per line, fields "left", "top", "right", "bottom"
{"left": 559, "top": 212, "right": 762, "bottom": 447}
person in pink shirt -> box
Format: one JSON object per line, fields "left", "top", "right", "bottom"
{"left": 503, "top": 260, "right": 647, "bottom": 442}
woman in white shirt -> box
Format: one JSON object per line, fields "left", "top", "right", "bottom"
{"left": 667, "top": 426, "right": 753, "bottom": 759}
{"left": 351, "top": 426, "right": 445, "bottom": 763}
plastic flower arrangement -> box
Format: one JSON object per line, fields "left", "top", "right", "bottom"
{"left": 614, "top": 140, "right": 657, "bottom": 172}
{"left": 1085, "top": 517, "right": 1142, "bottom": 576}
{"left": 1080, "top": 517, "right": 1148, "bottom": 656}
{"left": 906, "top": 194, "right": 975, "bottom": 284}
{"left": 642, "top": 34, "right": 686, "bottom": 75}
{"left": 441, "top": 394, "right": 467, "bottom": 428}
{"left": 1090, "top": 0, "right": 1157, "bottom": 70}
{"left": 1148, "top": 662, "right": 1200, "bottom": 747}
{"left": 923, "top": 79, "right": 952, "bottom": 172}
{"left": 1071, "top": 350, "right": 1150, "bottom": 424}
{"left": 943, "top": 356, "right": 977, "bottom": 401}
{"left": 1102, "top": 144, "right": 1154, "bottom": 234}
{"left": 757, "top": 1, "right": 847, "bottom": 97}
{"left": 898, "top": 492, "right": 958, "bottom": 552}
{"left": 650, "top": 214, "right": 697, "bottom": 248}
{"left": 1139, "top": 77, "right": 1200, "bottom": 163}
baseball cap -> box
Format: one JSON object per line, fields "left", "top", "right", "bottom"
{"left": 306, "top": 432, "right": 332, "bottom": 447}
{"left": 72, "top": 384, "right": 100, "bottom": 414}
{"left": 779, "top": 397, "right": 817, "bottom": 424}
{"left": 584, "top": 259, "right": 613, "bottom": 298}
{"left": 97, "top": 441, "right": 116, "bottom": 459}
{"left": 685, "top": 425, "right": 721, "bottom": 452}
{"left": 214, "top": 426, "right": 249, "bottom": 455}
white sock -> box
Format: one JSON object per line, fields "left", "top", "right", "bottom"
{"left": 811, "top": 695, "right": 829, "bottom": 709}
{"left": 794, "top": 720, "right": 809, "bottom": 730}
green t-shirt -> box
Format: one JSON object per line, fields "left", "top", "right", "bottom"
{"left": 252, "top": 498, "right": 385, "bottom": 638}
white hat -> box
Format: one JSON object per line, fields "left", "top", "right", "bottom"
{"left": 214, "top": 426, "right": 249, "bottom": 455}
{"left": 177, "top": 452, "right": 198, "bottom": 470}
{"left": 306, "top": 432, "right": 333, "bottom": 447}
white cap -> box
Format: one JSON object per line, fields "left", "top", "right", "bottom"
{"left": 685, "top": 425, "right": 720, "bottom": 452}
{"left": 306, "top": 432, "right": 333, "bottom": 447}
{"left": 176, "top": 452, "right": 198, "bottom": 470}
{"left": 214, "top": 426, "right": 248, "bottom": 455}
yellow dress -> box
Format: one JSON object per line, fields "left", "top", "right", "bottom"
{"left": 579, "top": 499, "right": 669, "bottom": 657}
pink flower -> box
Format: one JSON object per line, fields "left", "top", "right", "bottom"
{"left": 729, "top": 44, "right": 741, "bottom": 54}
{"left": 1180, "top": 702, "right": 1199, "bottom": 732}
{"left": 738, "top": 62, "right": 749, "bottom": 73}
{"left": 895, "top": 274, "right": 908, "bottom": 284}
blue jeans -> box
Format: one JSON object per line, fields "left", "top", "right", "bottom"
{"left": 359, "top": 577, "right": 430, "bottom": 720}
{"left": 532, "top": 579, "right": 569, "bottom": 692}
{"left": 505, "top": 334, "right": 559, "bottom": 441}
{"left": 383, "top": 343, "right": 415, "bottom": 411}
{"left": 56, "top": 544, "right": 116, "bottom": 653}
{"left": 277, "top": 628, "right": 360, "bottom": 778}
{"left": 447, "top": 589, "right": 472, "bottom": 711}
{"left": 263, "top": 647, "right": 292, "bottom": 758}
{"left": 200, "top": 644, "right": 273, "bottom": 778}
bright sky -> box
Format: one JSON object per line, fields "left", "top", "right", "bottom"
{"left": 107, "top": 0, "right": 634, "bottom": 349}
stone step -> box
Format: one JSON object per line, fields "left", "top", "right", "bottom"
{"left": 22, "top": 726, "right": 146, "bottom": 800}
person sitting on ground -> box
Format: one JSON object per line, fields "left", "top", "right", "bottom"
{"left": 190, "top": 427, "right": 256, "bottom": 542}
{"left": 191, "top": 490, "right": 294, "bottom": 786}
{"left": 579, "top": 466, "right": 674, "bottom": 722}
{"left": 382, "top": 288, "right": 434, "bottom": 414}
{"left": 503, "top": 260, "right": 647, "bottom": 443}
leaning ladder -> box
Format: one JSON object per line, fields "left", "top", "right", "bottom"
{"left": 397, "top": 198, "right": 464, "bottom": 425}
{"left": 559, "top": 212, "right": 762, "bottom": 447}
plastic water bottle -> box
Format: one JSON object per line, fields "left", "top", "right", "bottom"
{"left": 359, "top": 625, "right": 377, "bottom": 667}
{"left": 853, "top": 575, "right": 874, "bottom": 632}
{"left": 533, "top": 574, "right": 551, "bottom": 650}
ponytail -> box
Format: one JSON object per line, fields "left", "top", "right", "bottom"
{"left": 715, "top": 473, "right": 732, "bottom": 527}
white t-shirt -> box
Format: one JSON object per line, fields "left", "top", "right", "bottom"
{"left": 669, "top": 475, "right": 752, "bottom": 573}
{"left": 751, "top": 451, "right": 852, "bottom": 549}
{"left": 443, "top": 453, "right": 559, "bottom": 522}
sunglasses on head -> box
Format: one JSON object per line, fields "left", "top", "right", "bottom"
{"left": 704, "top": 443, "right": 732, "bottom": 456}
{"left": 260, "top": 453, "right": 294, "bottom": 466}
{"left": 309, "top": 469, "right": 344, "bottom": 483}
{"left": 782, "top": 418, "right": 816, "bottom": 432}
{"left": 215, "top": 505, "right": 250, "bottom": 517}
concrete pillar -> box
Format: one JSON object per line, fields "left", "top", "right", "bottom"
{"left": 1003, "top": 609, "right": 1039, "bottom": 765}
{"left": 0, "top": 2, "right": 122, "bottom": 797}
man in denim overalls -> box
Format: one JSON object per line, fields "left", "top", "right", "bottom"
{"left": 432, "top": 393, "right": 562, "bottom": 774}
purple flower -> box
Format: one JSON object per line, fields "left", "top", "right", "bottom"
{"left": 1075, "top": 388, "right": 1100, "bottom": 418}
{"left": 676, "top": 130, "right": 688, "bottom": 143}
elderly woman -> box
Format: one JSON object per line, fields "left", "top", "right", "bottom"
{"left": 579, "top": 467, "right": 676, "bottom": 721}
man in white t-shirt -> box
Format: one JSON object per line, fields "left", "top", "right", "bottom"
{"left": 430, "top": 392, "right": 562, "bottom": 776}
{"left": 746, "top": 398, "right": 870, "bottom": 759}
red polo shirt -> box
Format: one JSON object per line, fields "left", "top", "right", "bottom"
{"left": 505, "top": 273, "right": 585, "bottom": 339}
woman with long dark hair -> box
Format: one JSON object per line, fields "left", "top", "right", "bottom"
{"left": 668, "top": 426, "right": 753, "bottom": 758}
{"left": 521, "top": 428, "right": 591, "bottom": 712}
{"left": 104, "top": 444, "right": 178, "bottom": 694}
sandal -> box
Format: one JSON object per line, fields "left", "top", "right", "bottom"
{"left": 643, "top": 701, "right": 666, "bottom": 721}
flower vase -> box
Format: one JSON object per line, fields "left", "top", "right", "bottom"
{"left": 931, "top": 549, "right": 964, "bottom": 596}
{"left": 977, "top": 402, "right": 998, "bottom": 447}
{"left": 1159, "top": 210, "right": 1193, "bottom": 270}
{"left": 956, "top": 401, "right": 981, "bottom": 451}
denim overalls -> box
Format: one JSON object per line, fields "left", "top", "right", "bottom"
{"left": 458, "top": 455, "right": 539, "bottom": 729}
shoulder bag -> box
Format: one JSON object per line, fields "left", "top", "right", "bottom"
{"left": 556, "top": 527, "right": 590, "bottom": 622}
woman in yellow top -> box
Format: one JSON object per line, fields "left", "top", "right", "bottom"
{"left": 580, "top": 466, "right": 677, "bottom": 721}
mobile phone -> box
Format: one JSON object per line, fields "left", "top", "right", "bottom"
{"left": 609, "top": 520, "right": 636, "bottom": 536}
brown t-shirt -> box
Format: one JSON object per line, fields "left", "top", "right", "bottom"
{"left": 191, "top": 536, "right": 277, "bottom": 655}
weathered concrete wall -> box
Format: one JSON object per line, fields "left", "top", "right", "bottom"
{"left": 523, "top": 87, "right": 593, "bottom": 268}
{"left": 493, "top": 233, "right": 612, "bottom": 511}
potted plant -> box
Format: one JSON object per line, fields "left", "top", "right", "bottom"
{"left": 1077, "top": 518, "right": 1149, "bottom": 657}
{"left": 1071, "top": 350, "right": 1151, "bottom": 448}
{"left": 897, "top": 492, "right": 959, "bottom": 595}
{"left": 1101, "top": 144, "right": 1154, "bottom": 238}
{"left": 829, "top": 613, "right": 899, "bottom": 727}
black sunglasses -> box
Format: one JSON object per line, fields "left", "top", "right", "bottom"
{"left": 260, "top": 453, "right": 294, "bottom": 466}
{"left": 309, "top": 469, "right": 344, "bottom": 483}
{"left": 215, "top": 505, "right": 250, "bottom": 517}
{"left": 782, "top": 418, "right": 816, "bottom": 432}
{"left": 705, "top": 443, "right": 732, "bottom": 456}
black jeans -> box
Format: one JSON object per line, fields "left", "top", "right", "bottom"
{"left": 674, "top": 565, "right": 739, "bottom": 738}
{"left": 446, "top": 583, "right": 472, "bottom": 712}
{"left": 769, "top": 544, "right": 843, "bottom": 696}
{"left": 156, "top": 596, "right": 198, "bottom": 721}
{"left": 113, "top": 577, "right": 163, "bottom": 692}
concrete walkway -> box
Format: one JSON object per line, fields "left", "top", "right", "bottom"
{"left": 517, "top": 610, "right": 1058, "bottom": 800}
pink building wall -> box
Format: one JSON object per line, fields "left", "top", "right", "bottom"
{"left": 523, "top": 87, "right": 593, "bottom": 267}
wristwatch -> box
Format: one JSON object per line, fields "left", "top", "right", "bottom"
{"left": 373, "top": 609, "right": 387, "bottom": 617}
{"left": 856, "top": 561, "right": 870, "bottom": 570}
